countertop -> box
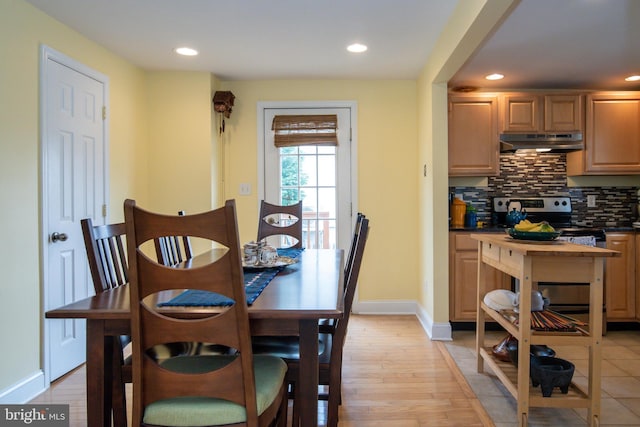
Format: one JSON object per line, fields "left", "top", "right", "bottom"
{"left": 469, "top": 233, "right": 621, "bottom": 257}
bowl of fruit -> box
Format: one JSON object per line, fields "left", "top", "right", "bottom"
{"left": 507, "top": 220, "right": 562, "bottom": 241}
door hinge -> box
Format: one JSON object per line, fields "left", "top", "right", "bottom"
{"left": 102, "top": 106, "right": 106, "bottom": 120}
{"left": 102, "top": 204, "right": 107, "bottom": 218}
{"left": 350, "top": 128, "right": 352, "bottom": 142}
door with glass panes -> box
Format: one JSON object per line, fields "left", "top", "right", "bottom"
{"left": 262, "top": 107, "right": 352, "bottom": 251}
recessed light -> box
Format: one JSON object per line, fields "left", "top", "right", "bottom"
{"left": 347, "top": 43, "right": 367, "bottom": 53}
{"left": 175, "top": 47, "right": 199, "bottom": 56}
{"left": 625, "top": 75, "right": 640, "bottom": 82}
{"left": 485, "top": 73, "right": 504, "bottom": 81}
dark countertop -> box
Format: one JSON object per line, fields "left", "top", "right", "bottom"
{"left": 450, "top": 226, "right": 638, "bottom": 233}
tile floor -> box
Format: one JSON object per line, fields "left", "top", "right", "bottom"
{"left": 445, "top": 328, "right": 640, "bottom": 426}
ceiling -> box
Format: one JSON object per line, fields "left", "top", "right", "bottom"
{"left": 451, "top": 0, "right": 640, "bottom": 91}
{"left": 25, "top": 0, "right": 640, "bottom": 89}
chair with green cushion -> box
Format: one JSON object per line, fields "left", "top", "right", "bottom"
{"left": 252, "top": 215, "right": 370, "bottom": 427}
{"left": 124, "top": 199, "right": 288, "bottom": 427}
{"left": 257, "top": 200, "right": 303, "bottom": 248}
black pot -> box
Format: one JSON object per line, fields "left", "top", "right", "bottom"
{"left": 506, "top": 339, "right": 556, "bottom": 365}
{"left": 530, "top": 356, "right": 575, "bottom": 397}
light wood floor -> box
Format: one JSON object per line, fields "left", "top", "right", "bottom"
{"left": 30, "top": 315, "right": 493, "bottom": 426}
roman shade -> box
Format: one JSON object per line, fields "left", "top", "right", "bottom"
{"left": 272, "top": 114, "right": 338, "bottom": 147}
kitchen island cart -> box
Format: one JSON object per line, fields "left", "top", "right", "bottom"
{"left": 471, "top": 234, "right": 619, "bottom": 427}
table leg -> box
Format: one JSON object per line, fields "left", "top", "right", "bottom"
{"left": 86, "top": 319, "right": 110, "bottom": 427}
{"left": 298, "top": 319, "right": 319, "bottom": 426}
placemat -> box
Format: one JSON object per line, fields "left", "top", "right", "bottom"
{"left": 158, "top": 248, "right": 304, "bottom": 307}
{"left": 158, "top": 269, "right": 280, "bottom": 307}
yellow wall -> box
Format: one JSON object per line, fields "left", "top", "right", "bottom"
{"left": 0, "top": 0, "right": 518, "bottom": 401}
{"left": 219, "top": 80, "right": 419, "bottom": 302}
{"left": 417, "top": 0, "right": 516, "bottom": 326}
{"left": 146, "top": 71, "right": 215, "bottom": 215}
{"left": 0, "top": 0, "right": 153, "bottom": 393}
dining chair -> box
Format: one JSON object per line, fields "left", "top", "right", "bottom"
{"left": 81, "top": 218, "right": 131, "bottom": 427}
{"left": 124, "top": 199, "right": 288, "bottom": 427}
{"left": 253, "top": 215, "right": 370, "bottom": 427}
{"left": 257, "top": 200, "right": 303, "bottom": 248}
{"left": 154, "top": 210, "right": 193, "bottom": 266}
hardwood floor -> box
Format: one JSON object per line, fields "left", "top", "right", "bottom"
{"left": 29, "top": 315, "right": 493, "bottom": 426}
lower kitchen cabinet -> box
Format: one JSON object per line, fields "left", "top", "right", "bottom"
{"left": 449, "top": 232, "right": 511, "bottom": 321}
{"left": 606, "top": 232, "right": 635, "bottom": 320}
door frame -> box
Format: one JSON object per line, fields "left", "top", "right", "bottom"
{"left": 257, "top": 101, "right": 358, "bottom": 250}
{"left": 39, "top": 45, "right": 110, "bottom": 385}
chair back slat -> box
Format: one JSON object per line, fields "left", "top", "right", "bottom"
{"left": 154, "top": 210, "right": 194, "bottom": 266}
{"left": 124, "top": 199, "right": 263, "bottom": 426}
{"left": 257, "top": 200, "right": 303, "bottom": 248}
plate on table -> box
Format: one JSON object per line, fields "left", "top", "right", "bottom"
{"left": 242, "top": 256, "right": 298, "bottom": 269}
{"left": 506, "top": 228, "right": 562, "bottom": 242}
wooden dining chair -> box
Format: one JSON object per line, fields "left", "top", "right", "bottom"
{"left": 257, "top": 200, "right": 303, "bottom": 248}
{"left": 124, "top": 199, "right": 288, "bottom": 427}
{"left": 154, "top": 210, "right": 194, "bottom": 266}
{"left": 81, "top": 218, "right": 131, "bottom": 427}
{"left": 253, "top": 215, "right": 370, "bottom": 427}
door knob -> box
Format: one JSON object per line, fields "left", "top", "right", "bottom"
{"left": 51, "top": 232, "right": 68, "bottom": 243}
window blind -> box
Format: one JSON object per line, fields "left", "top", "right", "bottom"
{"left": 272, "top": 114, "right": 338, "bottom": 147}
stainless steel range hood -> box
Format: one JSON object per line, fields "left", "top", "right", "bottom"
{"left": 500, "top": 132, "right": 583, "bottom": 152}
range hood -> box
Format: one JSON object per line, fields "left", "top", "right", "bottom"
{"left": 500, "top": 132, "right": 583, "bottom": 152}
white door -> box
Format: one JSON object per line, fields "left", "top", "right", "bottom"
{"left": 261, "top": 105, "right": 355, "bottom": 251}
{"left": 42, "top": 47, "right": 108, "bottom": 380}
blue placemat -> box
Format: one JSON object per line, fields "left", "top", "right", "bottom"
{"left": 276, "top": 247, "right": 304, "bottom": 259}
{"left": 158, "top": 269, "right": 280, "bottom": 307}
{"left": 158, "top": 248, "right": 304, "bottom": 307}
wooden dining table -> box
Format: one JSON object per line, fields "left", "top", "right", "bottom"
{"left": 45, "top": 248, "right": 344, "bottom": 427}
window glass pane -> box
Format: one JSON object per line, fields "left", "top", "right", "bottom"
{"left": 301, "top": 218, "right": 315, "bottom": 249}
{"left": 280, "top": 155, "right": 299, "bottom": 186}
{"left": 317, "top": 154, "right": 335, "bottom": 186}
{"left": 280, "top": 146, "right": 297, "bottom": 155}
{"left": 280, "top": 189, "right": 299, "bottom": 205}
{"left": 300, "top": 155, "right": 317, "bottom": 187}
{"left": 318, "top": 187, "right": 336, "bottom": 218}
{"left": 301, "top": 187, "right": 317, "bottom": 214}
{"left": 317, "top": 146, "right": 335, "bottom": 154}
{"left": 299, "top": 145, "right": 316, "bottom": 155}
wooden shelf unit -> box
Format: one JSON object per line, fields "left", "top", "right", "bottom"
{"left": 471, "top": 234, "right": 620, "bottom": 427}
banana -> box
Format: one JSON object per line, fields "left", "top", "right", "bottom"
{"left": 514, "top": 220, "right": 556, "bottom": 233}
{"left": 514, "top": 219, "right": 538, "bottom": 231}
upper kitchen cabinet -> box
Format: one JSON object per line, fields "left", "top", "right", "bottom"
{"left": 448, "top": 94, "right": 500, "bottom": 176}
{"left": 567, "top": 92, "right": 640, "bottom": 175}
{"left": 501, "top": 93, "right": 583, "bottom": 133}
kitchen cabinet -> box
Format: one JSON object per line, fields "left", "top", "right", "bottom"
{"left": 567, "top": 92, "right": 640, "bottom": 175}
{"left": 449, "top": 232, "right": 511, "bottom": 321}
{"left": 636, "top": 233, "right": 640, "bottom": 322}
{"left": 606, "top": 232, "right": 635, "bottom": 320}
{"left": 448, "top": 94, "right": 500, "bottom": 176}
{"left": 501, "top": 93, "right": 583, "bottom": 133}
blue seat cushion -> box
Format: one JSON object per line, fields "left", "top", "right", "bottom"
{"left": 142, "top": 355, "right": 287, "bottom": 426}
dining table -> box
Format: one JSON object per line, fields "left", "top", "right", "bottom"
{"left": 45, "top": 248, "right": 344, "bottom": 427}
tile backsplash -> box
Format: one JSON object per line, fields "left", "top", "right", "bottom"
{"left": 450, "top": 152, "right": 638, "bottom": 228}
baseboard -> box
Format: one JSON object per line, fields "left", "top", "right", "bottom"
{"left": 0, "top": 370, "right": 47, "bottom": 404}
{"left": 353, "top": 300, "right": 452, "bottom": 341}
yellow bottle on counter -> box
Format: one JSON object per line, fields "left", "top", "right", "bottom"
{"left": 451, "top": 198, "right": 467, "bottom": 228}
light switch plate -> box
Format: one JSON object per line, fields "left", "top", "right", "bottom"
{"left": 239, "top": 183, "right": 251, "bottom": 195}
{"left": 587, "top": 195, "right": 596, "bottom": 207}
